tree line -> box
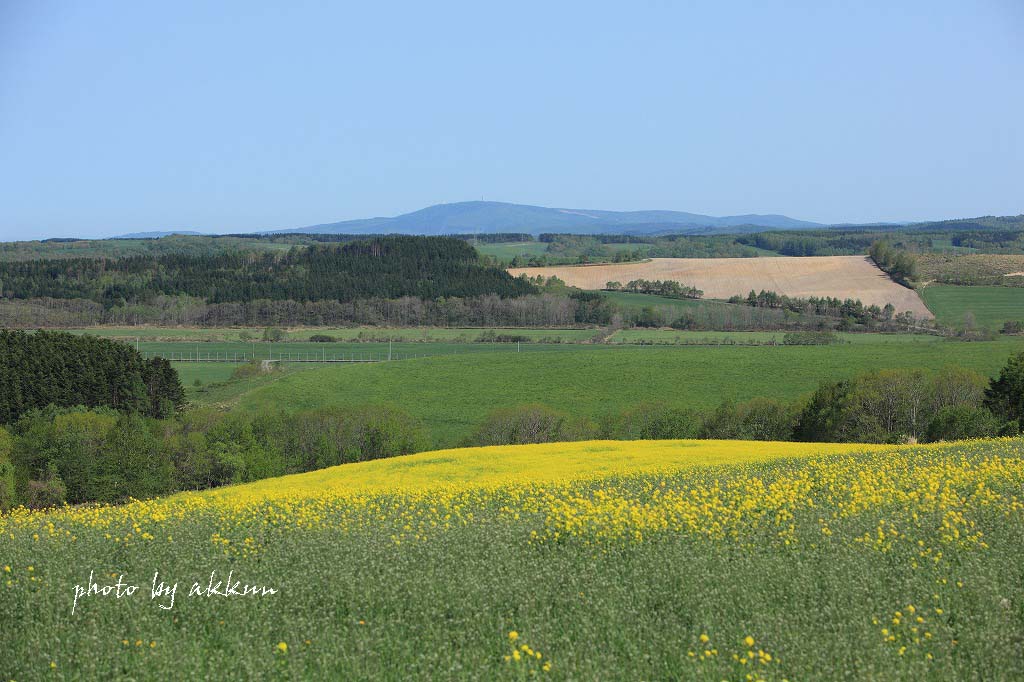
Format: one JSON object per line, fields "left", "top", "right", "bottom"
{"left": 0, "top": 330, "right": 184, "bottom": 424}
{"left": 0, "top": 236, "right": 535, "bottom": 307}
{"left": 605, "top": 279, "right": 703, "bottom": 299}
{"left": 727, "top": 289, "right": 915, "bottom": 326}
{"left": 0, "top": 292, "right": 619, "bottom": 328}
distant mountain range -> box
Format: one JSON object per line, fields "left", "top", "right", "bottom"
{"left": 274, "top": 201, "right": 824, "bottom": 236}
{"left": 119, "top": 230, "right": 206, "bottom": 239}
{"left": 109, "top": 204, "right": 1024, "bottom": 240}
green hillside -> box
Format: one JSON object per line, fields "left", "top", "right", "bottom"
{"left": 231, "top": 340, "right": 1024, "bottom": 447}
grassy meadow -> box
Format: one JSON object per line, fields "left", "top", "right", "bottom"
{"left": 921, "top": 285, "right": 1024, "bottom": 329}
{"left": 4, "top": 437, "right": 1024, "bottom": 679}
{"left": 215, "top": 339, "right": 1024, "bottom": 446}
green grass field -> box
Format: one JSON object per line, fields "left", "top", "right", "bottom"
{"left": 921, "top": 285, "right": 1024, "bottom": 329}
{"left": 173, "top": 362, "right": 240, "bottom": 389}
{"left": 598, "top": 290, "right": 712, "bottom": 314}
{"left": 220, "top": 339, "right": 1024, "bottom": 447}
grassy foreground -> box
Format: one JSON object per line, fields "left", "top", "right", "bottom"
{"left": 4, "top": 438, "right": 1024, "bottom": 679}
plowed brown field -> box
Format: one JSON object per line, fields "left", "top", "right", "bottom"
{"left": 509, "top": 256, "right": 933, "bottom": 318}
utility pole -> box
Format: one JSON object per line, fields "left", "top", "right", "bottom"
{"left": 389, "top": 339, "right": 393, "bottom": 361}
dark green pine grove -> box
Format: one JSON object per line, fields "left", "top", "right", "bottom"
{"left": 0, "top": 236, "right": 536, "bottom": 306}
{"left": 0, "top": 330, "right": 185, "bottom": 423}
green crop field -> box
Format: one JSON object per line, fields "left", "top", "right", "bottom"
{"left": 920, "top": 285, "right": 1024, "bottom": 329}
{"left": 223, "top": 339, "right": 1024, "bottom": 447}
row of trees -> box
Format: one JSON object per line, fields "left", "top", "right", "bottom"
{"left": 0, "top": 236, "right": 535, "bottom": 307}
{"left": 728, "top": 290, "right": 918, "bottom": 327}
{"left": 0, "top": 330, "right": 184, "bottom": 424}
{"left": 0, "top": 293, "right": 616, "bottom": 328}
{"left": 868, "top": 240, "right": 917, "bottom": 284}
{"left": 605, "top": 279, "right": 703, "bottom": 299}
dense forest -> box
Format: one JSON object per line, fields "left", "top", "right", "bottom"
{"left": 0, "top": 236, "right": 535, "bottom": 306}
{"left": 0, "top": 330, "right": 185, "bottom": 424}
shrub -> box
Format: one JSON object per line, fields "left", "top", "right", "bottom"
{"left": 309, "top": 334, "right": 336, "bottom": 343}
{"left": 24, "top": 464, "right": 66, "bottom": 509}
{"left": 263, "top": 327, "right": 286, "bottom": 342}
{"left": 603, "top": 403, "right": 700, "bottom": 440}
{"left": 1001, "top": 321, "right": 1023, "bottom": 335}
{"left": 925, "top": 406, "right": 1000, "bottom": 442}
{"left": 795, "top": 367, "right": 989, "bottom": 443}
{"left": 633, "top": 307, "right": 664, "bottom": 328}
{"left": 700, "top": 398, "right": 797, "bottom": 441}
{"left": 258, "top": 406, "right": 428, "bottom": 472}
{"left": 783, "top": 331, "right": 839, "bottom": 345}
{"left": 470, "top": 404, "right": 592, "bottom": 446}
{"left": 231, "top": 360, "right": 278, "bottom": 380}
{"left": 0, "top": 427, "right": 15, "bottom": 511}
{"left": 985, "top": 351, "right": 1024, "bottom": 426}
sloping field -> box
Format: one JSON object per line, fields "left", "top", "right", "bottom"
{"left": 510, "top": 256, "right": 933, "bottom": 317}
{"left": 202, "top": 439, "right": 871, "bottom": 500}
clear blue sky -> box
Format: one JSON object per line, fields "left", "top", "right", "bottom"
{"left": 1, "top": 0, "right": 1022, "bottom": 239}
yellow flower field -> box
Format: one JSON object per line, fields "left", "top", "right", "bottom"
{"left": 3, "top": 437, "right": 1024, "bottom": 680}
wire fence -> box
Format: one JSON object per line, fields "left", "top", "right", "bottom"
{"left": 142, "top": 350, "right": 428, "bottom": 363}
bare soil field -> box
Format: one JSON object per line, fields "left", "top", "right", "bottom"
{"left": 510, "top": 256, "right": 933, "bottom": 318}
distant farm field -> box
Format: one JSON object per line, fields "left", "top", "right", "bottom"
{"left": 917, "top": 253, "right": 1024, "bottom": 285}
{"left": 510, "top": 256, "right": 933, "bottom": 317}
{"left": 921, "top": 285, "right": 1024, "bottom": 329}
{"left": 224, "top": 340, "right": 1024, "bottom": 446}
{"left": 607, "top": 328, "right": 945, "bottom": 345}
{"left": 475, "top": 241, "right": 549, "bottom": 261}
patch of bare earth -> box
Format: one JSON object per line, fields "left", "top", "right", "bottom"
{"left": 509, "top": 256, "right": 933, "bottom": 318}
